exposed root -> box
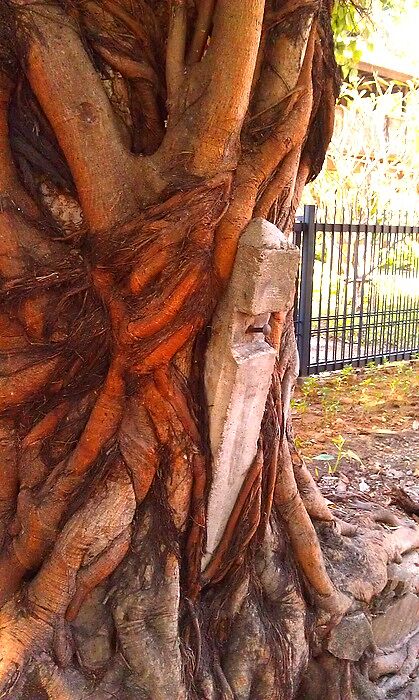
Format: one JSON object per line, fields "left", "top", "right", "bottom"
{"left": 391, "top": 486, "right": 419, "bottom": 517}
{"left": 0, "top": 363, "right": 125, "bottom": 605}
{"left": 0, "top": 464, "right": 135, "bottom": 694}
{"left": 290, "top": 447, "right": 334, "bottom": 523}
{"left": 0, "top": 419, "right": 17, "bottom": 547}
{"left": 112, "top": 512, "right": 185, "bottom": 700}
{"left": 275, "top": 436, "right": 350, "bottom": 614}
{"left": 65, "top": 529, "right": 131, "bottom": 622}
{"left": 37, "top": 655, "right": 86, "bottom": 700}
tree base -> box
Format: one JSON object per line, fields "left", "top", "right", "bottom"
{"left": 4, "top": 504, "right": 418, "bottom": 700}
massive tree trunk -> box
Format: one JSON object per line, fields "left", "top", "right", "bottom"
{"left": 0, "top": 2, "right": 417, "bottom": 699}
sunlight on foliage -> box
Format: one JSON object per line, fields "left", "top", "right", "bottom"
{"left": 303, "top": 77, "right": 419, "bottom": 219}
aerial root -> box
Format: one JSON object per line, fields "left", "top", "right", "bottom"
{"left": 153, "top": 366, "right": 200, "bottom": 444}
{"left": 128, "top": 248, "right": 170, "bottom": 294}
{"left": 259, "top": 431, "right": 278, "bottom": 535}
{"left": 186, "top": 453, "right": 207, "bottom": 599}
{"left": 128, "top": 264, "right": 204, "bottom": 340}
{"left": 137, "top": 323, "right": 197, "bottom": 373}
{"left": 119, "top": 397, "right": 159, "bottom": 504}
{"left": 141, "top": 373, "right": 203, "bottom": 537}
{"left": 202, "top": 445, "right": 264, "bottom": 586}
{"left": 0, "top": 363, "right": 126, "bottom": 606}
{"left": 186, "top": 0, "right": 216, "bottom": 64}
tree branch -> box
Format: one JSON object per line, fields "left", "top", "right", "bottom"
{"left": 214, "top": 21, "right": 316, "bottom": 280}
{"left": 159, "top": 0, "right": 265, "bottom": 177}
{"left": 11, "top": 0, "right": 143, "bottom": 229}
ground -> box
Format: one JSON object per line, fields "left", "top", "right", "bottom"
{"left": 292, "top": 359, "right": 419, "bottom": 517}
{"left": 292, "top": 360, "right": 419, "bottom": 700}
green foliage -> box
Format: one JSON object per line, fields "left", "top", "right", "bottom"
{"left": 332, "top": 0, "right": 419, "bottom": 81}
{"left": 304, "top": 76, "right": 419, "bottom": 219}
{"left": 332, "top": 1, "right": 370, "bottom": 80}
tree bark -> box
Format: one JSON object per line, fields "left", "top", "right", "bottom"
{"left": 0, "top": 2, "right": 416, "bottom": 699}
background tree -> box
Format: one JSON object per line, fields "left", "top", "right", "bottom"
{"left": 0, "top": 2, "right": 416, "bottom": 699}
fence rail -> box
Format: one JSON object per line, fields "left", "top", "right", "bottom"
{"left": 294, "top": 205, "right": 419, "bottom": 376}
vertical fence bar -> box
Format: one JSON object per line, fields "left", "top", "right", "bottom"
{"left": 315, "top": 211, "right": 327, "bottom": 374}
{"left": 332, "top": 215, "right": 344, "bottom": 369}
{"left": 323, "top": 208, "right": 336, "bottom": 370}
{"left": 348, "top": 212, "right": 360, "bottom": 365}
{"left": 341, "top": 210, "right": 353, "bottom": 364}
{"left": 392, "top": 211, "right": 404, "bottom": 358}
{"left": 298, "top": 205, "right": 316, "bottom": 376}
{"left": 356, "top": 212, "right": 369, "bottom": 363}
{"left": 379, "top": 211, "right": 390, "bottom": 361}
{"left": 363, "top": 215, "right": 377, "bottom": 364}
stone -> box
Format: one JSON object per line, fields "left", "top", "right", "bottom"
{"left": 372, "top": 593, "right": 419, "bottom": 651}
{"left": 326, "top": 612, "right": 374, "bottom": 661}
{"left": 203, "top": 219, "right": 299, "bottom": 570}
{"left": 386, "top": 551, "right": 419, "bottom": 595}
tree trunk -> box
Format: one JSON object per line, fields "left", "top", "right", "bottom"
{"left": 0, "top": 2, "right": 417, "bottom": 699}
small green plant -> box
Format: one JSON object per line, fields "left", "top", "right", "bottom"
{"left": 301, "top": 376, "right": 318, "bottom": 398}
{"left": 330, "top": 435, "right": 346, "bottom": 474}
{"left": 340, "top": 364, "right": 355, "bottom": 378}
{"left": 291, "top": 397, "right": 308, "bottom": 414}
{"left": 321, "top": 387, "right": 341, "bottom": 419}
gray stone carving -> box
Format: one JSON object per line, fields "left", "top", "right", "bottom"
{"left": 203, "top": 218, "right": 300, "bottom": 570}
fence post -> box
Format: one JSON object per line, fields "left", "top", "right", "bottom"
{"left": 298, "top": 204, "right": 316, "bottom": 376}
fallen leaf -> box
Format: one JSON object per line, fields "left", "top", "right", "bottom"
{"left": 312, "top": 453, "right": 335, "bottom": 461}
{"left": 371, "top": 428, "right": 398, "bottom": 435}
{"left": 345, "top": 449, "right": 364, "bottom": 465}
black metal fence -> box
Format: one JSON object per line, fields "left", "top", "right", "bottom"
{"left": 294, "top": 205, "right": 419, "bottom": 376}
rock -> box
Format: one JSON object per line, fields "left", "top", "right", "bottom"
{"left": 359, "top": 478, "right": 371, "bottom": 493}
{"left": 372, "top": 593, "right": 419, "bottom": 651}
{"left": 326, "top": 612, "right": 374, "bottom": 661}
{"left": 386, "top": 551, "right": 419, "bottom": 595}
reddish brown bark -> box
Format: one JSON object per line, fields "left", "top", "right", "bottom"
{"left": 0, "top": 2, "right": 386, "bottom": 699}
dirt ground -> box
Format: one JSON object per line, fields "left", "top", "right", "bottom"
{"left": 292, "top": 359, "right": 419, "bottom": 520}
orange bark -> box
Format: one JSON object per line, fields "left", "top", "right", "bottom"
{"left": 137, "top": 323, "right": 196, "bottom": 372}
{"left": 128, "top": 265, "right": 203, "bottom": 339}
